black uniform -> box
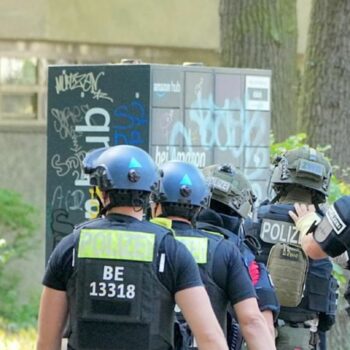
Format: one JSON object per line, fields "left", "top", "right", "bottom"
{"left": 164, "top": 219, "right": 256, "bottom": 348}
{"left": 43, "top": 213, "right": 203, "bottom": 350}
{"left": 197, "top": 209, "right": 279, "bottom": 317}
{"left": 197, "top": 209, "right": 279, "bottom": 350}
{"left": 245, "top": 203, "right": 338, "bottom": 343}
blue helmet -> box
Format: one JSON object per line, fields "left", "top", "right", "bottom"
{"left": 83, "top": 145, "right": 159, "bottom": 193}
{"left": 155, "top": 161, "right": 210, "bottom": 208}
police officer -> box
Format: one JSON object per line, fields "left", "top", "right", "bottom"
{"left": 150, "top": 160, "right": 276, "bottom": 350}
{"left": 198, "top": 164, "right": 280, "bottom": 347}
{"left": 245, "top": 146, "right": 338, "bottom": 350}
{"left": 36, "top": 145, "right": 229, "bottom": 350}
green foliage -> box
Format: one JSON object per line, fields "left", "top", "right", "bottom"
{"left": 270, "top": 132, "right": 307, "bottom": 159}
{"left": 332, "top": 262, "right": 348, "bottom": 286}
{"left": 0, "top": 188, "right": 38, "bottom": 328}
{"left": 270, "top": 133, "right": 350, "bottom": 202}
{"left": 328, "top": 173, "right": 350, "bottom": 204}
{"left": 0, "top": 189, "right": 36, "bottom": 264}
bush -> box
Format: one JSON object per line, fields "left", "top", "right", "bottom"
{"left": 0, "top": 188, "right": 38, "bottom": 329}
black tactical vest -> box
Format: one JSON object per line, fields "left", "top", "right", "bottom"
{"left": 171, "top": 221, "right": 229, "bottom": 333}
{"left": 246, "top": 204, "right": 334, "bottom": 323}
{"left": 66, "top": 215, "right": 174, "bottom": 350}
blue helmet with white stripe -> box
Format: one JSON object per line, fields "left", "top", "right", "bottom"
{"left": 83, "top": 145, "right": 159, "bottom": 193}
{"left": 155, "top": 161, "right": 210, "bottom": 208}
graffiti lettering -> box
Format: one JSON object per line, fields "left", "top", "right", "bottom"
{"left": 51, "top": 104, "right": 89, "bottom": 153}
{"left": 51, "top": 150, "right": 86, "bottom": 180}
{"left": 113, "top": 100, "right": 147, "bottom": 145}
{"left": 55, "top": 70, "right": 113, "bottom": 102}
{"left": 153, "top": 90, "right": 270, "bottom": 199}
{"left": 51, "top": 208, "right": 75, "bottom": 247}
{"left": 51, "top": 186, "right": 85, "bottom": 211}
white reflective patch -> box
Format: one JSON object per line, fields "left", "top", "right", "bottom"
{"left": 326, "top": 205, "right": 346, "bottom": 235}
{"left": 191, "top": 337, "right": 198, "bottom": 347}
{"left": 159, "top": 253, "right": 165, "bottom": 272}
{"left": 268, "top": 272, "right": 275, "bottom": 288}
{"left": 174, "top": 304, "right": 181, "bottom": 312}
{"left": 72, "top": 248, "right": 75, "bottom": 267}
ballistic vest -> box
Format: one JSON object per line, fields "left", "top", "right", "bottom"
{"left": 163, "top": 219, "right": 229, "bottom": 333}
{"left": 197, "top": 216, "right": 279, "bottom": 350}
{"left": 199, "top": 214, "right": 280, "bottom": 316}
{"left": 246, "top": 204, "right": 335, "bottom": 323}
{"left": 67, "top": 215, "right": 174, "bottom": 350}
{"left": 196, "top": 221, "right": 245, "bottom": 261}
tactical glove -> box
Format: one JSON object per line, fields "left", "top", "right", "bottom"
{"left": 289, "top": 204, "right": 321, "bottom": 244}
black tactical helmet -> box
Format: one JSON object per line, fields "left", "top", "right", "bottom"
{"left": 83, "top": 145, "right": 159, "bottom": 193}
{"left": 271, "top": 146, "right": 332, "bottom": 202}
{"left": 202, "top": 164, "right": 256, "bottom": 218}
{"left": 154, "top": 161, "right": 211, "bottom": 208}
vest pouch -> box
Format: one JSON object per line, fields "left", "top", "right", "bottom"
{"left": 267, "top": 243, "right": 308, "bottom": 307}
{"left": 307, "top": 269, "right": 330, "bottom": 313}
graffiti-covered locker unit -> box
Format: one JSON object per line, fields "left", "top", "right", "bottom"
{"left": 46, "top": 63, "right": 271, "bottom": 259}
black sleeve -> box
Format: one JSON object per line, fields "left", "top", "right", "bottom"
{"left": 42, "top": 233, "right": 75, "bottom": 291}
{"left": 213, "top": 240, "right": 256, "bottom": 305}
{"left": 158, "top": 235, "right": 203, "bottom": 294}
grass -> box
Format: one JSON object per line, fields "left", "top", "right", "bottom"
{"left": 0, "top": 327, "right": 37, "bottom": 350}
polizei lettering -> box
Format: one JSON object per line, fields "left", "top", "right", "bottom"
{"left": 260, "top": 219, "right": 300, "bottom": 245}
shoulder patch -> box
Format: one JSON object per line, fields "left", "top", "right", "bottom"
{"left": 326, "top": 205, "right": 346, "bottom": 235}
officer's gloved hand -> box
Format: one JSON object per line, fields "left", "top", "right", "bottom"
{"left": 288, "top": 203, "right": 321, "bottom": 243}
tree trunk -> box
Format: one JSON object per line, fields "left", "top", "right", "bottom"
{"left": 300, "top": 0, "right": 350, "bottom": 175}
{"left": 219, "top": 0, "right": 298, "bottom": 141}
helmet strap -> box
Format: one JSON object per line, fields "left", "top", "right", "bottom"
{"left": 92, "top": 186, "right": 105, "bottom": 218}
